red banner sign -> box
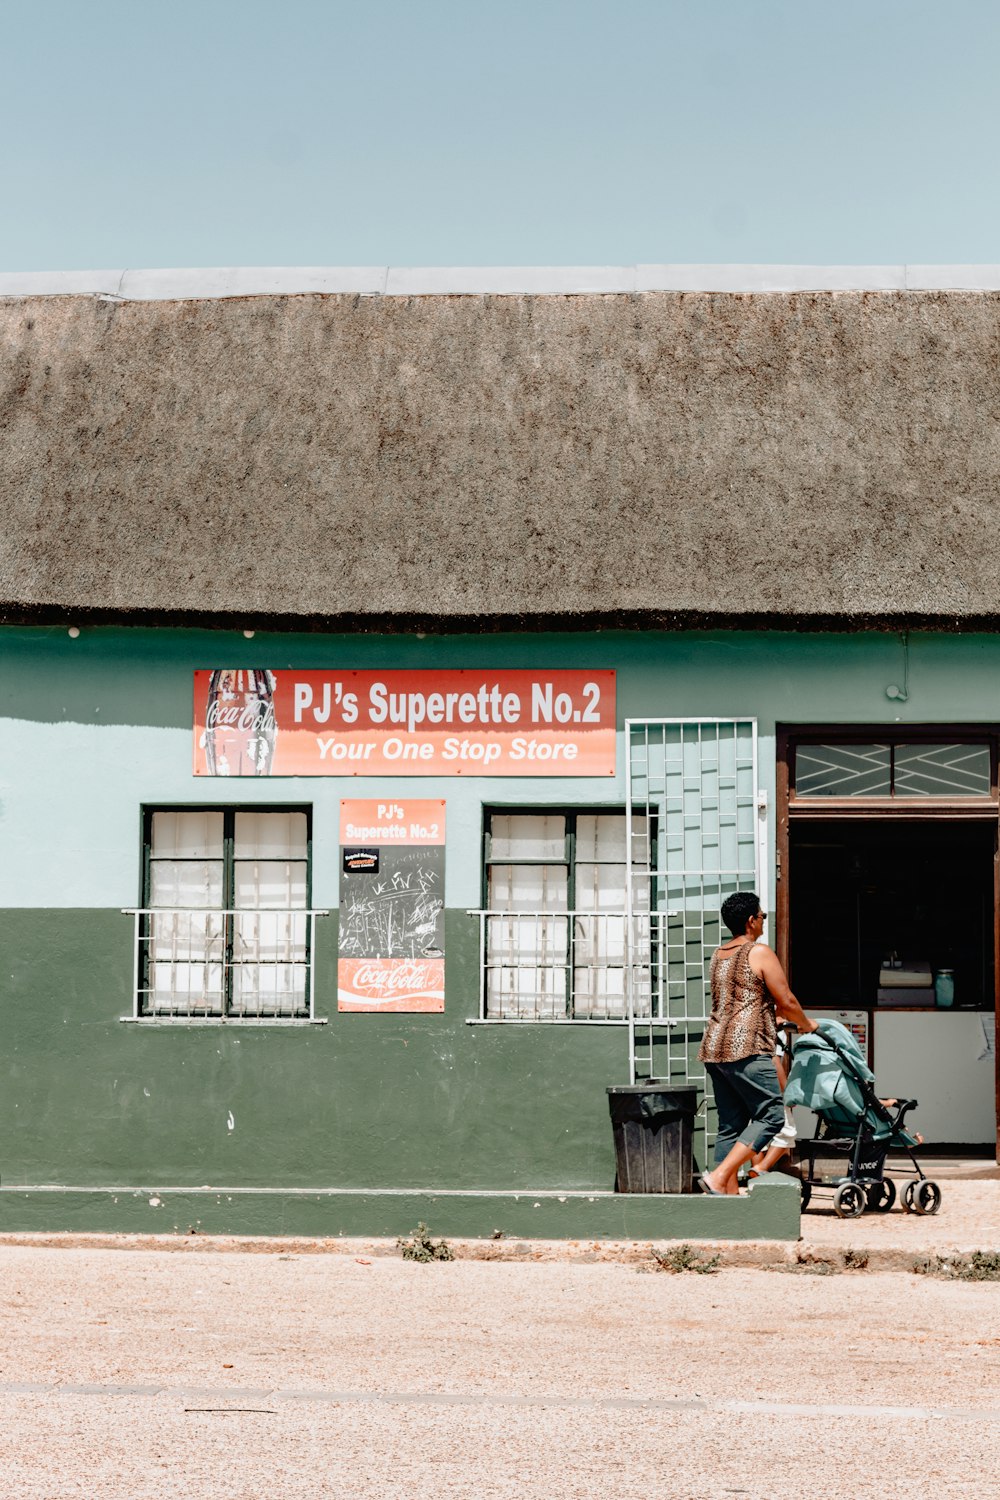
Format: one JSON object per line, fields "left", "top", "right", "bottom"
{"left": 193, "top": 669, "right": 616, "bottom": 777}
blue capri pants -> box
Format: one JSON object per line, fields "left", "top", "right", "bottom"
{"left": 706, "top": 1055, "right": 786, "bottom": 1164}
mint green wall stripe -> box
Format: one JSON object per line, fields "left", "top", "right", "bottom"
{"left": 3, "top": 627, "right": 1000, "bottom": 908}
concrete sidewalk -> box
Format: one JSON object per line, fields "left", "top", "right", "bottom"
{"left": 0, "top": 1175, "right": 997, "bottom": 1271}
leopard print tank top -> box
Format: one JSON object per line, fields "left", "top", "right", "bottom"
{"left": 698, "top": 939, "right": 777, "bottom": 1064}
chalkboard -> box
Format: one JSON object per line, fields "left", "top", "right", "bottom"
{"left": 338, "top": 845, "right": 445, "bottom": 961}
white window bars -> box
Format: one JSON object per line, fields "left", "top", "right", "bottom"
{"left": 468, "top": 908, "right": 678, "bottom": 1022}
{"left": 122, "top": 907, "right": 329, "bottom": 1021}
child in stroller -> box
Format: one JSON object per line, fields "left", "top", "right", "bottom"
{"left": 771, "top": 1018, "right": 941, "bottom": 1219}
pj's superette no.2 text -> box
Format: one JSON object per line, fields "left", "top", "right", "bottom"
{"left": 294, "top": 677, "right": 607, "bottom": 765}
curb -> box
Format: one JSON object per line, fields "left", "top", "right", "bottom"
{"left": 0, "top": 1230, "right": 975, "bottom": 1272}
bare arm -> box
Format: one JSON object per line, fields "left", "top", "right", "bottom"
{"left": 752, "top": 946, "right": 818, "bottom": 1033}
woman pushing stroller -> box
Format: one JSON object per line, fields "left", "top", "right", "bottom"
{"left": 699, "top": 891, "right": 817, "bottom": 1196}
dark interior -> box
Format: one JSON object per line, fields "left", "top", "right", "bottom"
{"left": 788, "top": 819, "right": 996, "bottom": 1010}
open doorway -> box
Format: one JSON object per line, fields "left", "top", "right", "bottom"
{"left": 778, "top": 728, "right": 1000, "bottom": 1153}
{"left": 788, "top": 820, "right": 995, "bottom": 1013}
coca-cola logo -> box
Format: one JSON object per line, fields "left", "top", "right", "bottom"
{"left": 206, "top": 700, "right": 276, "bottom": 734}
{"left": 352, "top": 961, "right": 438, "bottom": 994}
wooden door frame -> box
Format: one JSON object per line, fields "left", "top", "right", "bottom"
{"left": 776, "top": 724, "right": 1000, "bottom": 1160}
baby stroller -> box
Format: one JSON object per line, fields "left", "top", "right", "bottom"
{"left": 783, "top": 1019, "right": 942, "bottom": 1219}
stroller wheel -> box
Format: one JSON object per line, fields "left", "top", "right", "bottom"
{"left": 902, "top": 1181, "right": 918, "bottom": 1214}
{"left": 866, "top": 1180, "right": 896, "bottom": 1214}
{"left": 913, "top": 1180, "right": 942, "bottom": 1216}
{"left": 800, "top": 1180, "right": 812, "bottom": 1212}
{"left": 833, "top": 1182, "right": 866, "bottom": 1219}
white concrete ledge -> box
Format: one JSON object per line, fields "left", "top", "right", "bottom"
{"left": 4, "top": 265, "right": 1000, "bottom": 300}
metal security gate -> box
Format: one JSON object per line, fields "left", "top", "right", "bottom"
{"left": 625, "top": 719, "right": 763, "bottom": 1151}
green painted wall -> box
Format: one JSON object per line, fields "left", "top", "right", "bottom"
{"left": 0, "top": 907, "right": 631, "bottom": 1189}
{"left": 1, "top": 625, "right": 998, "bottom": 1203}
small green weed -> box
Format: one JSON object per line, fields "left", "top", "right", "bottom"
{"left": 768, "top": 1253, "right": 839, "bottom": 1276}
{"left": 914, "top": 1251, "right": 1000, "bottom": 1282}
{"left": 966, "top": 1251, "right": 1000, "bottom": 1280}
{"left": 397, "top": 1223, "right": 455, "bottom": 1263}
{"left": 651, "top": 1244, "right": 721, "bottom": 1275}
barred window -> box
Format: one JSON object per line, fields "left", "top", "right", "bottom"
{"left": 132, "top": 807, "right": 320, "bottom": 1020}
{"left": 479, "top": 810, "right": 648, "bottom": 1020}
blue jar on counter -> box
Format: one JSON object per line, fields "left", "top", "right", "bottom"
{"left": 935, "top": 968, "right": 955, "bottom": 1007}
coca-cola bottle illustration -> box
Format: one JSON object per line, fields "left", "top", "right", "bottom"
{"left": 202, "top": 669, "right": 277, "bottom": 776}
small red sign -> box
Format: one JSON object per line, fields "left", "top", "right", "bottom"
{"left": 337, "top": 957, "right": 445, "bottom": 1013}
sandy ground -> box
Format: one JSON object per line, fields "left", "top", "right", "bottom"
{"left": 798, "top": 1171, "right": 1000, "bottom": 1258}
{"left": 1, "top": 1233, "right": 999, "bottom": 1500}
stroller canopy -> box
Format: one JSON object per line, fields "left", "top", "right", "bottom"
{"left": 785, "top": 1019, "right": 912, "bottom": 1144}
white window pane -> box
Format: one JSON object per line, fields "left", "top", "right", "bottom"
{"left": 489, "top": 814, "right": 566, "bottom": 860}
{"left": 577, "top": 963, "right": 651, "bottom": 1018}
{"left": 232, "top": 963, "right": 308, "bottom": 1015}
{"left": 486, "top": 964, "right": 566, "bottom": 1019}
{"left": 631, "top": 913, "right": 654, "bottom": 956}
{"left": 234, "top": 811, "right": 308, "bottom": 860}
{"left": 149, "top": 910, "right": 224, "bottom": 963}
{"left": 149, "top": 860, "right": 224, "bottom": 909}
{"left": 575, "top": 814, "right": 648, "bottom": 862}
{"left": 631, "top": 967, "right": 653, "bottom": 1019}
{"left": 487, "top": 913, "right": 568, "bottom": 964}
{"left": 234, "top": 911, "right": 308, "bottom": 963}
{"left": 150, "top": 811, "right": 224, "bottom": 859}
{"left": 234, "top": 860, "right": 307, "bottom": 909}
{"left": 488, "top": 864, "right": 568, "bottom": 912}
{"left": 146, "top": 961, "right": 224, "bottom": 1013}
{"left": 575, "top": 862, "right": 628, "bottom": 912}
{"left": 573, "top": 913, "right": 626, "bottom": 965}
{"left": 629, "top": 875, "right": 652, "bottom": 914}
{"left": 573, "top": 965, "right": 627, "bottom": 1018}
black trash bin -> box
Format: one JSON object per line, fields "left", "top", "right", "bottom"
{"left": 607, "top": 1085, "right": 699, "bottom": 1194}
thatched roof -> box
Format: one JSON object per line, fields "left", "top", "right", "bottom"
{"left": 2, "top": 274, "right": 999, "bottom": 631}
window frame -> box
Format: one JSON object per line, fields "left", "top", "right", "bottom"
{"left": 786, "top": 727, "right": 998, "bottom": 812}
{"left": 474, "top": 804, "right": 646, "bottom": 1023}
{"left": 126, "top": 803, "right": 327, "bottom": 1025}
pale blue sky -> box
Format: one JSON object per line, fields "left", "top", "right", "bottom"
{"left": 3, "top": 0, "right": 998, "bottom": 270}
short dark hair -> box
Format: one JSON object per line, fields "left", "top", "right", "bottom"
{"left": 721, "top": 891, "right": 762, "bottom": 937}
